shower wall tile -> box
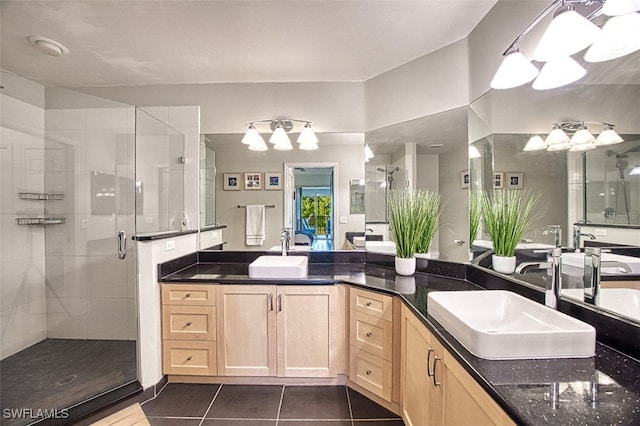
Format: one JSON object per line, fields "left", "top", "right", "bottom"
{"left": 0, "top": 298, "right": 47, "bottom": 359}
{"left": 87, "top": 254, "right": 128, "bottom": 299}
{"left": 1, "top": 95, "right": 45, "bottom": 129}
{"left": 0, "top": 257, "right": 46, "bottom": 312}
{"left": 45, "top": 255, "right": 87, "bottom": 299}
{"left": 46, "top": 297, "right": 88, "bottom": 339}
{"left": 168, "top": 106, "right": 199, "bottom": 129}
{"left": 127, "top": 298, "right": 137, "bottom": 341}
{"left": 87, "top": 298, "right": 130, "bottom": 339}
{"left": 86, "top": 107, "right": 130, "bottom": 130}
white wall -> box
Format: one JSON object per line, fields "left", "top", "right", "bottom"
{"left": 136, "top": 233, "right": 198, "bottom": 389}
{"left": 214, "top": 133, "right": 365, "bottom": 250}
{"left": 0, "top": 73, "right": 47, "bottom": 359}
{"left": 438, "top": 144, "right": 469, "bottom": 262}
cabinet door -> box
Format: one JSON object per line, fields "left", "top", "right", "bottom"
{"left": 277, "top": 286, "right": 338, "bottom": 377}
{"left": 217, "top": 285, "right": 276, "bottom": 376}
{"left": 442, "top": 351, "right": 515, "bottom": 426}
{"left": 401, "top": 306, "right": 442, "bottom": 426}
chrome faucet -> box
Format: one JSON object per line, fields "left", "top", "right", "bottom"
{"left": 281, "top": 228, "right": 291, "bottom": 256}
{"left": 572, "top": 222, "right": 596, "bottom": 252}
{"left": 543, "top": 225, "right": 562, "bottom": 248}
{"left": 515, "top": 247, "right": 562, "bottom": 309}
{"left": 583, "top": 247, "right": 631, "bottom": 305}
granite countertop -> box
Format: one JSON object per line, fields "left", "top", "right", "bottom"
{"left": 159, "top": 258, "right": 640, "bottom": 426}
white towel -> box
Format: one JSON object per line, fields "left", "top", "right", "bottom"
{"left": 245, "top": 205, "right": 265, "bottom": 246}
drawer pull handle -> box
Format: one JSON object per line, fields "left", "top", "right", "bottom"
{"left": 365, "top": 301, "right": 372, "bottom": 307}
{"left": 186, "top": 356, "right": 192, "bottom": 361}
{"left": 432, "top": 356, "right": 441, "bottom": 387}
{"left": 185, "top": 293, "right": 192, "bottom": 298}
{"left": 365, "top": 369, "right": 372, "bottom": 375}
{"left": 186, "top": 322, "right": 192, "bottom": 327}
{"left": 427, "top": 348, "right": 435, "bottom": 377}
{"left": 365, "top": 332, "right": 372, "bottom": 338}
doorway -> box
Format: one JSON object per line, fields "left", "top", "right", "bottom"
{"left": 284, "top": 164, "right": 336, "bottom": 251}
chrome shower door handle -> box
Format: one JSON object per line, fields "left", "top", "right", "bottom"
{"left": 118, "top": 230, "right": 127, "bottom": 260}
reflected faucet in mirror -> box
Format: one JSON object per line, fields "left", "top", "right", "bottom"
{"left": 281, "top": 228, "right": 292, "bottom": 256}
{"left": 543, "top": 225, "right": 562, "bottom": 248}
{"left": 515, "top": 247, "right": 562, "bottom": 309}
{"left": 572, "top": 223, "right": 596, "bottom": 252}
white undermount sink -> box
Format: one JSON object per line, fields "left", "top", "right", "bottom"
{"left": 562, "top": 252, "right": 640, "bottom": 275}
{"left": 427, "top": 290, "right": 596, "bottom": 360}
{"left": 248, "top": 255, "right": 308, "bottom": 279}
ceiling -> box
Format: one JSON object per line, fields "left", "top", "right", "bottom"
{"left": 0, "top": 0, "right": 498, "bottom": 88}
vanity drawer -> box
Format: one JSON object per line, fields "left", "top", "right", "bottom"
{"left": 162, "top": 305, "right": 216, "bottom": 340}
{"left": 350, "top": 288, "right": 393, "bottom": 321}
{"left": 350, "top": 346, "right": 392, "bottom": 402}
{"left": 350, "top": 311, "right": 393, "bottom": 361}
{"left": 163, "top": 340, "right": 217, "bottom": 376}
{"left": 162, "top": 284, "right": 216, "bottom": 306}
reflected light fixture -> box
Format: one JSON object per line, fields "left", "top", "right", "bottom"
{"left": 364, "top": 144, "right": 375, "bottom": 162}
{"left": 469, "top": 145, "right": 482, "bottom": 159}
{"left": 241, "top": 119, "right": 318, "bottom": 151}
{"left": 629, "top": 163, "right": 640, "bottom": 175}
{"left": 526, "top": 121, "right": 624, "bottom": 152}
{"left": 491, "top": 0, "right": 640, "bottom": 91}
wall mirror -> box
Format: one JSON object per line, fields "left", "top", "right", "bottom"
{"left": 364, "top": 107, "right": 470, "bottom": 262}
{"left": 201, "top": 132, "right": 365, "bottom": 251}
{"left": 468, "top": 55, "right": 640, "bottom": 323}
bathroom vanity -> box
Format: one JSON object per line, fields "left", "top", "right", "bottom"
{"left": 158, "top": 251, "right": 640, "bottom": 426}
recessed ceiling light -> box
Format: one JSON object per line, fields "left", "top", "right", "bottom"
{"left": 27, "top": 35, "right": 69, "bottom": 57}
{"left": 429, "top": 144, "right": 444, "bottom": 148}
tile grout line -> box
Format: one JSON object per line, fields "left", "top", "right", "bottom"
{"left": 345, "top": 386, "right": 355, "bottom": 426}
{"left": 276, "top": 384, "right": 286, "bottom": 425}
{"left": 198, "top": 383, "right": 223, "bottom": 426}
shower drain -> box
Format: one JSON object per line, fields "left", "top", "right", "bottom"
{"left": 55, "top": 374, "right": 78, "bottom": 386}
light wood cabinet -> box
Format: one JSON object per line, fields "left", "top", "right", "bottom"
{"left": 400, "top": 304, "right": 514, "bottom": 426}
{"left": 161, "top": 284, "right": 217, "bottom": 376}
{"left": 349, "top": 288, "right": 397, "bottom": 404}
{"left": 217, "top": 284, "right": 338, "bottom": 377}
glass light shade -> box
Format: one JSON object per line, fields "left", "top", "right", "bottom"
{"left": 242, "top": 125, "right": 263, "bottom": 145}
{"left": 629, "top": 164, "right": 640, "bottom": 175}
{"left": 545, "top": 127, "right": 570, "bottom": 145}
{"left": 532, "top": 56, "right": 587, "bottom": 90}
{"left": 532, "top": 9, "right": 601, "bottom": 62}
{"left": 469, "top": 145, "right": 481, "bottom": 159}
{"left": 523, "top": 135, "right": 547, "bottom": 151}
{"left": 584, "top": 13, "right": 640, "bottom": 62}
{"left": 270, "top": 126, "right": 292, "bottom": 150}
{"left": 297, "top": 123, "right": 319, "bottom": 144}
{"left": 570, "top": 128, "right": 596, "bottom": 145}
{"left": 299, "top": 141, "right": 319, "bottom": 151}
{"left": 248, "top": 138, "right": 268, "bottom": 151}
{"left": 596, "top": 128, "right": 624, "bottom": 145}
{"left": 602, "top": 0, "right": 640, "bottom": 16}
{"left": 364, "top": 144, "right": 374, "bottom": 160}
{"left": 490, "top": 50, "right": 539, "bottom": 89}
{"left": 569, "top": 142, "right": 597, "bottom": 151}
{"left": 547, "top": 142, "right": 572, "bottom": 151}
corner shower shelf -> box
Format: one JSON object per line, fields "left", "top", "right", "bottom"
{"left": 19, "top": 192, "right": 64, "bottom": 201}
{"left": 16, "top": 217, "right": 66, "bottom": 226}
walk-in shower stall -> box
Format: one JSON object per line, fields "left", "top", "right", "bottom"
{"left": 0, "top": 79, "right": 184, "bottom": 425}
{"left": 364, "top": 165, "right": 407, "bottom": 223}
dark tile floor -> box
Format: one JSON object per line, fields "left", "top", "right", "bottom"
{"left": 0, "top": 339, "right": 137, "bottom": 426}
{"left": 141, "top": 384, "right": 404, "bottom": 426}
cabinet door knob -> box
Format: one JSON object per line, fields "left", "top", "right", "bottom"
{"left": 186, "top": 322, "right": 192, "bottom": 327}
{"left": 365, "top": 369, "right": 372, "bottom": 375}
{"left": 186, "top": 356, "right": 192, "bottom": 361}
{"left": 365, "top": 332, "right": 372, "bottom": 338}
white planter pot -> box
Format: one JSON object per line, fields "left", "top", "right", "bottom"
{"left": 395, "top": 256, "right": 416, "bottom": 276}
{"left": 492, "top": 255, "right": 517, "bottom": 274}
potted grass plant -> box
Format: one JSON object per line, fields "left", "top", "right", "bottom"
{"left": 469, "top": 192, "right": 481, "bottom": 261}
{"left": 388, "top": 189, "right": 442, "bottom": 275}
{"left": 480, "top": 189, "right": 540, "bottom": 274}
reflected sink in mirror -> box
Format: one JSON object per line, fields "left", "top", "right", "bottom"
{"left": 248, "top": 255, "right": 308, "bottom": 279}
{"left": 561, "top": 252, "right": 640, "bottom": 275}
{"left": 365, "top": 240, "right": 440, "bottom": 259}
{"left": 268, "top": 245, "right": 310, "bottom": 252}
{"left": 562, "top": 288, "right": 640, "bottom": 322}
{"left": 472, "top": 239, "right": 555, "bottom": 250}
{"left": 427, "top": 290, "right": 596, "bottom": 360}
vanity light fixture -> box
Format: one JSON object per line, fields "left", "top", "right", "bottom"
{"left": 525, "top": 121, "right": 624, "bottom": 152}
{"left": 629, "top": 164, "right": 640, "bottom": 175}
{"left": 242, "top": 119, "right": 318, "bottom": 151}
{"left": 469, "top": 145, "right": 482, "bottom": 159}
{"left": 364, "top": 144, "right": 375, "bottom": 162}
{"left": 491, "top": 0, "right": 640, "bottom": 91}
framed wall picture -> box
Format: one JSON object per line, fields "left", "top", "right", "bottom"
{"left": 507, "top": 172, "right": 524, "bottom": 190}
{"left": 223, "top": 173, "right": 241, "bottom": 191}
{"left": 265, "top": 172, "right": 282, "bottom": 190}
{"left": 460, "top": 170, "right": 470, "bottom": 189}
{"left": 493, "top": 172, "right": 505, "bottom": 189}
{"left": 244, "top": 172, "right": 262, "bottom": 190}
